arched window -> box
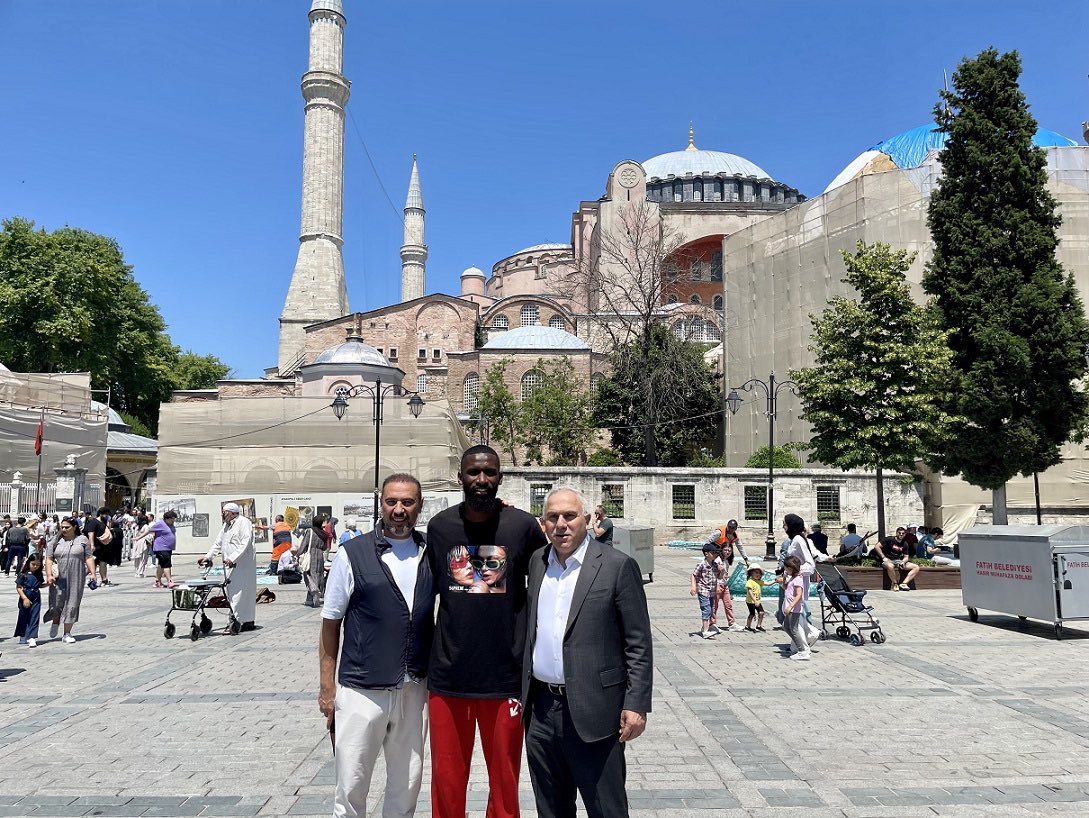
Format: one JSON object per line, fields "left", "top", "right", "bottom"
{"left": 521, "top": 369, "right": 543, "bottom": 401}
{"left": 463, "top": 372, "right": 480, "bottom": 412}
{"left": 690, "top": 258, "right": 702, "bottom": 281}
{"left": 416, "top": 374, "right": 428, "bottom": 393}
{"left": 520, "top": 304, "right": 539, "bottom": 327}
{"left": 548, "top": 315, "right": 565, "bottom": 330}
{"left": 712, "top": 294, "right": 723, "bottom": 311}
{"left": 690, "top": 294, "right": 702, "bottom": 305}
{"left": 673, "top": 321, "right": 687, "bottom": 340}
{"left": 667, "top": 293, "right": 679, "bottom": 304}
{"left": 492, "top": 314, "right": 509, "bottom": 329}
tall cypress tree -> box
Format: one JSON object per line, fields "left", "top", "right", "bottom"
{"left": 923, "top": 48, "right": 1089, "bottom": 512}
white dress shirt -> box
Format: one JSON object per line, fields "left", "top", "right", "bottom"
{"left": 532, "top": 536, "right": 591, "bottom": 685}
{"left": 322, "top": 535, "right": 420, "bottom": 620}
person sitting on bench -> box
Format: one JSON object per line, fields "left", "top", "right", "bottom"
{"left": 873, "top": 530, "right": 920, "bottom": 591}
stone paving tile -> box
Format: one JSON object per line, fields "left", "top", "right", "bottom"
{"left": 5, "top": 549, "right": 1089, "bottom": 816}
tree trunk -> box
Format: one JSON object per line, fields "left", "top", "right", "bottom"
{"left": 992, "top": 484, "right": 1008, "bottom": 525}
{"left": 875, "top": 467, "right": 886, "bottom": 541}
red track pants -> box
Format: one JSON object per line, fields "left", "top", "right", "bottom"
{"left": 429, "top": 693, "right": 524, "bottom": 818}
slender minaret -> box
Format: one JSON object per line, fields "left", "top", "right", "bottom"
{"left": 400, "top": 155, "right": 427, "bottom": 302}
{"left": 278, "top": 0, "right": 351, "bottom": 375}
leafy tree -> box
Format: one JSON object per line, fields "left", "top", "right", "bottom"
{"left": 922, "top": 49, "right": 1089, "bottom": 519}
{"left": 586, "top": 447, "right": 622, "bottom": 467}
{"left": 745, "top": 442, "right": 805, "bottom": 470}
{"left": 0, "top": 218, "right": 230, "bottom": 433}
{"left": 171, "top": 351, "right": 231, "bottom": 391}
{"left": 475, "top": 357, "right": 520, "bottom": 465}
{"left": 792, "top": 241, "right": 954, "bottom": 536}
{"left": 519, "top": 358, "right": 594, "bottom": 465}
{"left": 594, "top": 324, "right": 720, "bottom": 466}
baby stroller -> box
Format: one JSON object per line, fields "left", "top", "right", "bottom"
{"left": 818, "top": 564, "right": 885, "bottom": 645}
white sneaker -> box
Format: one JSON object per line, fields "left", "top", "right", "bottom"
{"left": 62, "top": 634, "right": 75, "bottom": 644}
{"left": 49, "top": 622, "right": 59, "bottom": 639}
{"left": 790, "top": 651, "right": 811, "bottom": 661}
{"left": 729, "top": 624, "right": 746, "bottom": 632}
{"left": 27, "top": 638, "right": 36, "bottom": 648}
{"left": 700, "top": 630, "right": 716, "bottom": 639}
{"left": 708, "top": 624, "right": 721, "bottom": 634}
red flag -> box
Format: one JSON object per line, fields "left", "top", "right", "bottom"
{"left": 34, "top": 413, "right": 43, "bottom": 457}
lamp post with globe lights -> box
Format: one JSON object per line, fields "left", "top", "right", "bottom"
{"left": 331, "top": 382, "right": 424, "bottom": 526}
{"left": 726, "top": 371, "right": 797, "bottom": 559}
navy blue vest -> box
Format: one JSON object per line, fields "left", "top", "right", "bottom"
{"left": 338, "top": 526, "right": 434, "bottom": 690}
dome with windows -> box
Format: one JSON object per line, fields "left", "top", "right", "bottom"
{"left": 642, "top": 128, "right": 802, "bottom": 205}
{"left": 482, "top": 325, "right": 588, "bottom": 351}
{"left": 825, "top": 122, "right": 1079, "bottom": 193}
{"left": 642, "top": 149, "right": 772, "bottom": 182}
{"left": 312, "top": 336, "right": 390, "bottom": 367}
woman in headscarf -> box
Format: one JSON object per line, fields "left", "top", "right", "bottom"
{"left": 783, "top": 513, "right": 822, "bottom": 651}
{"left": 296, "top": 513, "right": 332, "bottom": 607}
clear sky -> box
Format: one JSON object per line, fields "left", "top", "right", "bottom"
{"left": 2, "top": 1, "right": 1086, "bottom": 377}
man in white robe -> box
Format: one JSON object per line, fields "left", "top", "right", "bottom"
{"left": 203, "top": 502, "right": 257, "bottom": 632}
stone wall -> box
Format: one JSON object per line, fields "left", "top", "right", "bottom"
{"left": 500, "top": 466, "right": 923, "bottom": 544}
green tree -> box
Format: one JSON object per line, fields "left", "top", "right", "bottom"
{"left": 594, "top": 324, "right": 720, "bottom": 466}
{"left": 519, "top": 357, "right": 594, "bottom": 465}
{"left": 475, "top": 357, "right": 520, "bottom": 465}
{"left": 744, "top": 442, "right": 804, "bottom": 470}
{"left": 922, "top": 49, "right": 1089, "bottom": 520}
{"left": 171, "top": 350, "right": 231, "bottom": 391}
{"left": 792, "top": 242, "right": 954, "bottom": 536}
{"left": 0, "top": 218, "right": 230, "bottom": 433}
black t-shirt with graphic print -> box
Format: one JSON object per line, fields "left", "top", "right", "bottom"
{"left": 426, "top": 502, "right": 548, "bottom": 698}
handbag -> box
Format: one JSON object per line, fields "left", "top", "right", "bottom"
{"left": 297, "top": 530, "right": 313, "bottom": 573}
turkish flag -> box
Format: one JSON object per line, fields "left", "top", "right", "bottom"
{"left": 34, "top": 416, "right": 43, "bottom": 457}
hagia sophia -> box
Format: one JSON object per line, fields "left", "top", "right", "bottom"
{"left": 3, "top": 0, "right": 1087, "bottom": 536}
{"left": 151, "top": 0, "right": 1089, "bottom": 519}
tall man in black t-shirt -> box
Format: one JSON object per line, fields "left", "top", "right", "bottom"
{"left": 427, "top": 445, "right": 548, "bottom": 818}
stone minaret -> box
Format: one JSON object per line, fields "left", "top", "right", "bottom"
{"left": 400, "top": 155, "right": 427, "bottom": 302}
{"left": 278, "top": 0, "right": 351, "bottom": 375}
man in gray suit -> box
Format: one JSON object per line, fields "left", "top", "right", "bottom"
{"left": 521, "top": 487, "right": 653, "bottom": 818}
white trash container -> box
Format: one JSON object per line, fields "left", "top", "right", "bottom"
{"left": 959, "top": 525, "right": 1089, "bottom": 639}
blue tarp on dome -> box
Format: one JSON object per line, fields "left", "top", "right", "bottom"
{"left": 870, "top": 123, "right": 1077, "bottom": 170}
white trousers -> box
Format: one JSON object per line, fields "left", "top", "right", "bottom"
{"left": 334, "top": 680, "right": 428, "bottom": 818}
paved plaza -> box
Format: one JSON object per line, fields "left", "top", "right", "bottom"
{"left": 1, "top": 547, "right": 1088, "bottom": 817}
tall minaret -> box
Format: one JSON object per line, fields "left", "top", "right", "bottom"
{"left": 278, "top": 0, "right": 351, "bottom": 375}
{"left": 400, "top": 155, "right": 427, "bottom": 302}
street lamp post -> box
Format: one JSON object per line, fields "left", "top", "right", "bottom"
{"left": 726, "top": 371, "right": 797, "bottom": 560}
{"left": 331, "top": 380, "right": 425, "bottom": 525}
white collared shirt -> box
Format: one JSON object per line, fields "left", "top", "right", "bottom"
{"left": 532, "top": 535, "right": 591, "bottom": 685}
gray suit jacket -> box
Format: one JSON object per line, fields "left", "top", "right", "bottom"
{"left": 521, "top": 538, "right": 653, "bottom": 743}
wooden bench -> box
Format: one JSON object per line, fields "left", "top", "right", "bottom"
{"left": 836, "top": 565, "right": 961, "bottom": 591}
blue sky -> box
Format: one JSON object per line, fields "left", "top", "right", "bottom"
{"left": 2, "top": 1, "right": 1086, "bottom": 377}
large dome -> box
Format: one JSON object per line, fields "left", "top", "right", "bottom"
{"left": 483, "top": 326, "right": 588, "bottom": 351}
{"left": 825, "top": 123, "right": 1078, "bottom": 193}
{"left": 642, "top": 148, "right": 771, "bottom": 182}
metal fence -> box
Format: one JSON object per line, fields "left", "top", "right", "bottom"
{"left": 0, "top": 482, "right": 101, "bottom": 517}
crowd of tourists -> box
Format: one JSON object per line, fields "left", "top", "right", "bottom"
{"left": 0, "top": 505, "right": 184, "bottom": 647}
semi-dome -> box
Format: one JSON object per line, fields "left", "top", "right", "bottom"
{"left": 825, "top": 122, "right": 1079, "bottom": 193}
{"left": 642, "top": 149, "right": 771, "bottom": 182}
{"left": 482, "top": 326, "right": 588, "bottom": 351}
{"left": 313, "top": 337, "right": 390, "bottom": 367}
